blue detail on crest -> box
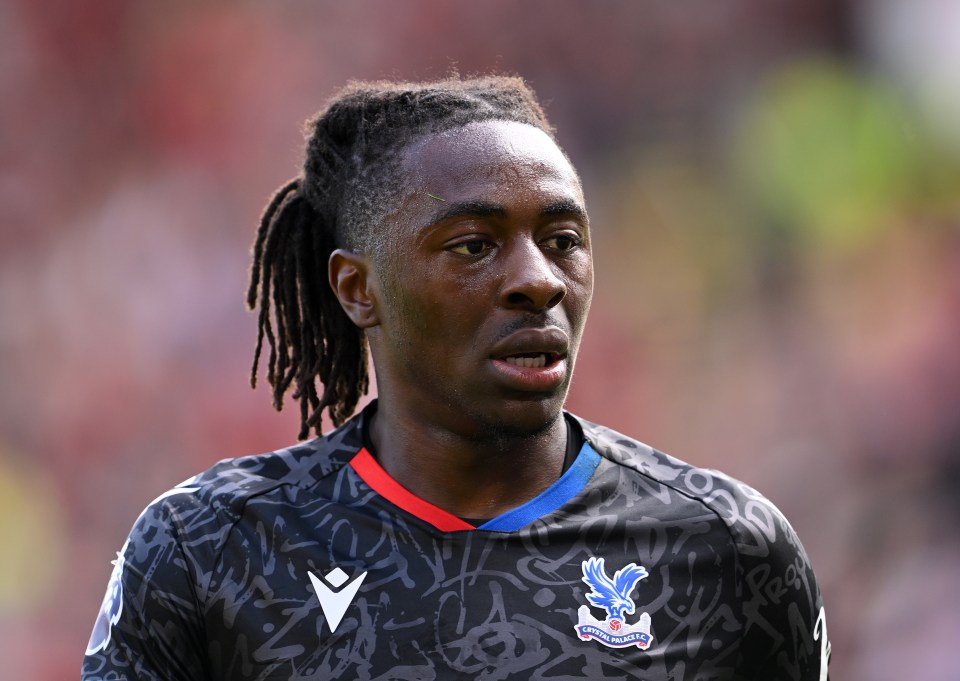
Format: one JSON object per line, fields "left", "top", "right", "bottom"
{"left": 581, "top": 556, "right": 648, "bottom": 620}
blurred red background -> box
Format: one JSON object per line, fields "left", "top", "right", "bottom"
{"left": 2, "top": 1, "right": 959, "bottom": 679}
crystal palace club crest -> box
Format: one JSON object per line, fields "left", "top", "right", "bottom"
{"left": 575, "top": 556, "right": 653, "bottom": 650}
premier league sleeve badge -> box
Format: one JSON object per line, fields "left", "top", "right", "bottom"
{"left": 85, "top": 545, "right": 127, "bottom": 656}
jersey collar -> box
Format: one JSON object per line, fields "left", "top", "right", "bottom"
{"left": 349, "top": 442, "right": 601, "bottom": 533}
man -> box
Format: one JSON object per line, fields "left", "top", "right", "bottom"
{"left": 83, "top": 76, "right": 831, "bottom": 680}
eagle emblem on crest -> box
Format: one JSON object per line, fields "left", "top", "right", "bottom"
{"left": 575, "top": 556, "right": 653, "bottom": 649}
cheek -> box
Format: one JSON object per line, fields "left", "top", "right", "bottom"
{"left": 564, "top": 260, "right": 594, "bottom": 314}
{"left": 383, "top": 261, "right": 484, "bottom": 334}
{"left": 378, "top": 257, "right": 431, "bottom": 325}
{"left": 383, "top": 282, "right": 462, "bottom": 350}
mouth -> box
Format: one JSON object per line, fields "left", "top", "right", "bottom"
{"left": 489, "top": 326, "right": 569, "bottom": 363}
{"left": 488, "top": 327, "right": 570, "bottom": 392}
{"left": 499, "top": 351, "right": 563, "bottom": 369}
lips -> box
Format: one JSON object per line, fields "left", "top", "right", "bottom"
{"left": 490, "top": 327, "right": 569, "bottom": 362}
{"left": 489, "top": 327, "right": 570, "bottom": 391}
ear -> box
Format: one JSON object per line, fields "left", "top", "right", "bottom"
{"left": 328, "top": 249, "right": 380, "bottom": 328}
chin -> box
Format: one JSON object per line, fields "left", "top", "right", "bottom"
{"left": 468, "top": 395, "right": 566, "bottom": 442}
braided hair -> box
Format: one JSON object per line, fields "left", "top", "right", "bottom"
{"left": 247, "top": 75, "right": 556, "bottom": 439}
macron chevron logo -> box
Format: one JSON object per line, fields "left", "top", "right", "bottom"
{"left": 308, "top": 567, "right": 367, "bottom": 633}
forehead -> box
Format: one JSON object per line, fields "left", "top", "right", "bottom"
{"left": 399, "top": 120, "right": 584, "bottom": 209}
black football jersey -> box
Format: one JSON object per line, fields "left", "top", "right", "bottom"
{"left": 83, "top": 403, "right": 830, "bottom": 680}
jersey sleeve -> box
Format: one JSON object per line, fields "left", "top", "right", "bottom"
{"left": 82, "top": 486, "right": 211, "bottom": 681}
{"left": 728, "top": 482, "right": 831, "bottom": 681}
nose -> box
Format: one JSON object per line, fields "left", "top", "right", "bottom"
{"left": 500, "top": 239, "right": 566, "bottom": 311}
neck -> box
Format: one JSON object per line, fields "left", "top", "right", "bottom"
{"left": 368, "top": 400, "right": 567, "bottom": 520}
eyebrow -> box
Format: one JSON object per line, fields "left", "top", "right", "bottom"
{"left": 540, "top": 200, "right": 589, "bottom": 225}
{"left": 430, "top": 198, "right": 588, "bottom": 226}
{"left": 432, "top": 200, "right": 505, "bottom": 223}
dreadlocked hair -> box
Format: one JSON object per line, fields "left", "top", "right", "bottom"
{"left": 247, "top": 75, "right": 556, "bottom": 439}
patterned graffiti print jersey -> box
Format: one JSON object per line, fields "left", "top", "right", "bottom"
{"left": 83, "top": 403, "right": 831, "bottom": 680}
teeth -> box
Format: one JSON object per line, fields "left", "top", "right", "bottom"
{"left": 503, "top": 354, "right": 548, "bottom": 368}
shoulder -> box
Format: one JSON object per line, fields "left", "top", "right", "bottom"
{"left": 573, "top": 413, "right": 810, "bottom": 567}
{"left": 127, "top": 412, "right": 366, "bottom": 565}
{"left": 178, "top": 415, "right": 363, "bottom": 521}
{"left": 573, "top": 414, "right": 829, "bottom": 678}
{"left": 83, "top": 415, "right": 367, "bottom": 674}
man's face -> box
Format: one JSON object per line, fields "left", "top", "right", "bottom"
{"left": 366, "top": 120, "right": 593, "bottom": 439}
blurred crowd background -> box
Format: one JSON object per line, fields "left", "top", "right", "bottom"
{"left": 2, "top": 1, "right": 959, "bottom": 678}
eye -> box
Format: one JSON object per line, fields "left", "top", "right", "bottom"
{"left": 542, "top": 233, "right": 582, "bottom": 252}
{"left": 449, "top": 239, "right": 492, "bottom": 256}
